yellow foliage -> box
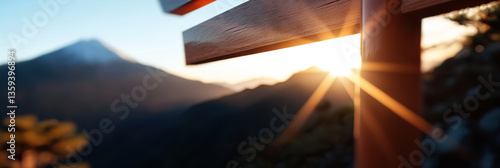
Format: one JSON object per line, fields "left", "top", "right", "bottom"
{"left": 0, "top": 151, "right": 14, "bottom": 167}
{"left": 0, "top": 131, "right": 11, "bottom": 143}
{"left": 22, "top": 130, "right": 50, "bottom": 147}
{"left": 1, "top": 116, "right": 89, "bottom": 168}
{"left": 16, "top": 115, "right": 37, "bottom": 130}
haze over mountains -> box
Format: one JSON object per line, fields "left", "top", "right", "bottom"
{"left": 0, "top": 40, "right": 354, "bottom": 168}
{"left": 213, "top": 77, "right": 280, "bottom": 92}
{"left": 0, "top": 40, "right": 235, "bottom": 127}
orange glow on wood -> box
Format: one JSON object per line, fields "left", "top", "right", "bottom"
{"left": 170, "top": 0, "right": 215, "bottom": 15}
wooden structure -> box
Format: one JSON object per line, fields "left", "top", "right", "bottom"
{"left": 163, "top": 0, "right": 496, "bottom": 167}
{"left": 160, "top": 0, "right": 215, "bottom": 15}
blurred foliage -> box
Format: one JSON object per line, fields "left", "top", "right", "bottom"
{"left": 422, "top": 2, "right": 500, "bottom": 167}
{"left": 0, "top": 115, "right": 90, "bottom": 168}
{"left": 447, "top": 2, "right": 500, "bottom": 46}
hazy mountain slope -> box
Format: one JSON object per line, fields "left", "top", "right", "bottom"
{"left": 214, "top": 77, "right": 280, "bottom": 91}
{"left": 0, "top": 40, "right": 234, "bottom": 126}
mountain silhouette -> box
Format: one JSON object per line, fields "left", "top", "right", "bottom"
{"left": 1, "top": 39, "right": 234, "bottom": 122}
{"left": 0, "top": 40, "right": 235, "bottom": 167}
{"left": 213, "top": 77, "right": 280, "bottom": 91}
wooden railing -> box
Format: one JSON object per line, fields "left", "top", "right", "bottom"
{"left": 162, "top": 0, "right": 497, "bottom": 167}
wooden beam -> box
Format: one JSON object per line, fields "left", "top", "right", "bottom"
{"left": 160, "top": 0, "right": 215, "bottom": 15}
{"left": 183, "top": 0, "right": 496, "bottom": 65}
{"left": 183, "top": 0, "right": 362, "bottom": 64}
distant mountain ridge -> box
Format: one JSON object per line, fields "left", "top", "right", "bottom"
{"left": 214, "top": 77, "right": 280, "bottom": 91}
{"left": 0, "top": 40, "right": 235, "bottom": 167}
{"left": 3, "top": 39, "right": 235, "bottom": 122}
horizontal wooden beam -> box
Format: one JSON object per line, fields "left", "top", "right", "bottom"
{"left": 184, "top": 0, "right": 362, "bottom": 64}
{"left": 183, "top": 0, "right": 496, "bottom": 65}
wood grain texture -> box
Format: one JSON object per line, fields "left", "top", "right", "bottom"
{"left": 183, "top": 0, "right": 496, "bottom": 64}
{"left": 183, "top": 0, "right": 361, "bottom": 64}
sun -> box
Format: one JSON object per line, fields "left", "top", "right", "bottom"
{"left": 249, "top": 34, "right": 361, "bottom": 79}
{"left": 315, "top": 54, "right": 361, "bottom": 76}
{"left": 308, "top": 39, "right": 362, "bottom": 76}
{"left": 283, "top": 35, "right": 362, "bottom": 76}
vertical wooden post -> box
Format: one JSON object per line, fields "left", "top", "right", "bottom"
{"left": 357, "top": 0, "right": 422, "bottom": 167}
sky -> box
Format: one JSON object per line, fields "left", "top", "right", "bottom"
{"left": 421, "top": 15, "right": 476, "bottom": 72}
{"left": 0, "top": 0, "right": 474, "bottom": 84}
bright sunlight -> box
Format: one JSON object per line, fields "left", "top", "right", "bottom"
{"left": 285, "top": 34, "right": 362, "bottom": 76}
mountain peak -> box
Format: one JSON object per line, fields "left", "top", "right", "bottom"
{"left": 36, "top": 39, "right": 133, "bottom": 65}
{"left": 67, "top": 39, "right": 103, "bottom": 49}
{"left": 302, "top": 66, "right": 326, "bottom": 73}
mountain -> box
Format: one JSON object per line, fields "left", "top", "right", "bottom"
{"left": 1, "top": 39, "right": 234, "bottom": 124}
{"left": 214, "top": 77, "right": 280, "bottom": 92}
{"left": 150, "top": 67, "right": 354, "bottom": 168}
{"left": 0, "top": 40, "right": 235, "bottom": 167}
{"left": 35, "top": 39, "right": 131, "bottom": 65}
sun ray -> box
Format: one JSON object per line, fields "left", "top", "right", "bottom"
{"left": 269, "top": 74, "right": 337, "bottom": 153}
{"left": 339, "top": 77, "right": 356, "bottom": 100}
{"left": 361, "top": 62, "right": 420, "bottom": 73}
{"left": 352, "top": 69, "right": 361, "bottom": 140}
{"left": 345, "top": 71, "right": 438, "bottom": 137}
